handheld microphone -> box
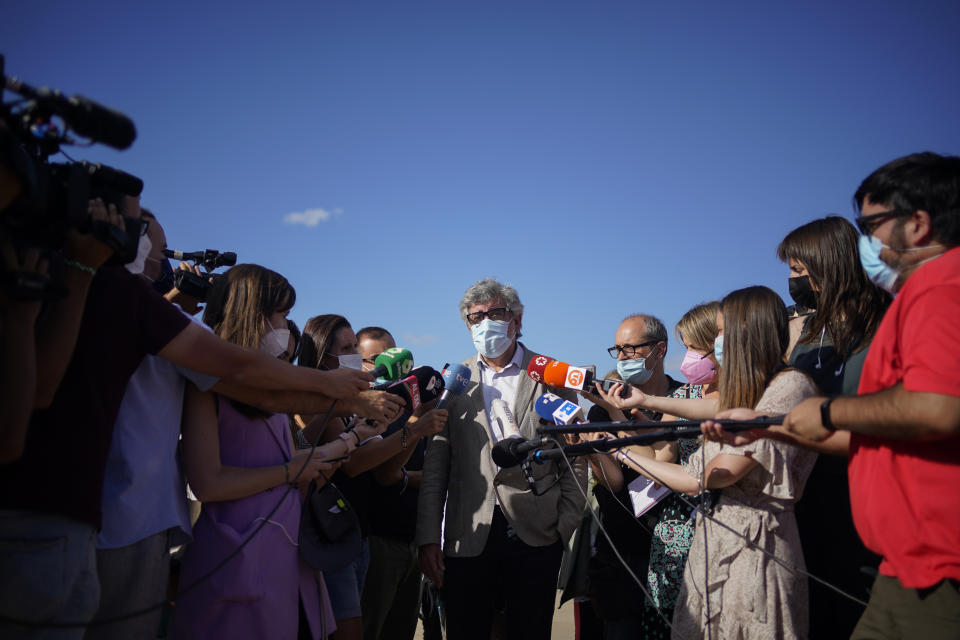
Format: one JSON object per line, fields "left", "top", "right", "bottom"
{"left": 437, "top": 363, "right": 471, "bottom": 409}
{"left": 369, "top": 348, "right": 414, "bottom": 382}
{"left": 526, "top": 355, "right": 624, "bottom": 396}
{"left": 383, "top": 374, "right": 423, "bottom": 413}
{"left": 534, "top": 392, "right": 584, "bottom": 426}
{"left": 490, "top": 398, "right": 521, "bottom": 439}
{"left": 534, "top": 393, "right": 566, "bottom": 421}
{"left": 407, "top": 366, "right": 445, "bottom": 404}
{"left": 491, "top": 435, "right": 551, "bottom": 468}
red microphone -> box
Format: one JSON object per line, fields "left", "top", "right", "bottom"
{"left": 526, "top": 354, "right": 554, "bottom": 383}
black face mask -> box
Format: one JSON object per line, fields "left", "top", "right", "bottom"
{"left": 788, "top": 275, "right": 818, "bottom": 311}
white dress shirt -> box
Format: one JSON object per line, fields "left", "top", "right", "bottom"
{"left": 476, "top": 343, "right": 525, "bottom": 442}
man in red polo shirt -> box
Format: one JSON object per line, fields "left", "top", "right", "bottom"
{"left": 706, "top": 152, "right": 960, "bottom": 638}
{"left": 775, "top": 152, "right": 960, "bottom": 638}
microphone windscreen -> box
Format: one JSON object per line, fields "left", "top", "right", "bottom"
{"left": 526, "top": 354, "right": 553, "bottom": 383}
{"left": 440, "top": 363, "right": 471, "bottom": 396}
{"left": 373, "top": 348, "right": 414, "bottom": 381}
{"left": 408, "top": 366, "right": 445, "bottom": 403}
{"left": 67, "top": 95, "right": 138, "bottom": 150}
{"left": 534, "top": 393, "right": 566, "bottom": 423}
{"left": 543, "top": 360, "right": 570, "bottom": 387}
{"left": 491, "top": 398, "right": 521, "bottom": 438}
{"left": 390, "top": 375, "right": 422, "bottom": 413}
{"left": 491, "top": 437, "right": 524, "bottom": 468}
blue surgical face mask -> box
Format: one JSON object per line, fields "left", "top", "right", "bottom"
{"left": 471, "top": 318, "right": 512, "bottom": 359}
{"left": 714, "top": 334, "right": 724, "bottom": 368}
{"left": 616, "top": 358, "right": 654, "bottom": 385}
{"left": 858, "top": 234, "right": 900, "bottom": 294}
{"left": 858, "top": 234, "right": 944, "bottom": 294}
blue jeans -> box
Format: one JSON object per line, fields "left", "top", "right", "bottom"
{"left": 325, "top": 539, "right": 371, "bottom": 620}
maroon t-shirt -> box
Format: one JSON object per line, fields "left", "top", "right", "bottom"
{"left": 0, "top": 266, "right": 191, "bottom": 528}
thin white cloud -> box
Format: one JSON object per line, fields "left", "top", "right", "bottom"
{"left": 282, "top": 207, "right": 342, "bottom": 227}
{"left": 403, "top": 332, "right": 441, "bottom": 346}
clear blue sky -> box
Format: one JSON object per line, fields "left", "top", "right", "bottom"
{"left": 4, "top": 0, "right": 958, "bottom": 377}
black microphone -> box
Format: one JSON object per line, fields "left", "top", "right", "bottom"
{"left": 491, "top": 436, "right": 552, "bottom": 468}
{"left": 407, "top": 366, "right": 445, "bottom": 404}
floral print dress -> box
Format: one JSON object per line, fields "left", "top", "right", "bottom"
{"left": 642, "top": 384, "right": 702, "bottom": 638}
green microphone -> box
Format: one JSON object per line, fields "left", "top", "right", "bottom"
{"left": 370, "top": 348, "right": 414, "bottom": 381}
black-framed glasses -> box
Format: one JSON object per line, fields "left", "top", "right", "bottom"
{"left": 466, "top": 307, "right": 511, "bottom": 325}
{"left": 607, "top": 340, "right": 659, "bottom": 359}
{"left": 854, "top": 209, "right": 912, "bottom": 236}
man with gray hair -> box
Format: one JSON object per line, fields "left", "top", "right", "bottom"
{"left": 417, "top": 277, "right": 587, "bottom": 640}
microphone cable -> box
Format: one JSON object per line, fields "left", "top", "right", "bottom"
{"left": 0, "top": 400, "right": 339, "bottom": 630}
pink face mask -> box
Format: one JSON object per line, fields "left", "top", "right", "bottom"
{"left": 680, "top": 349, "right": 716, "bottom": 385}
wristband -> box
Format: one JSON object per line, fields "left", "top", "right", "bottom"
{"left": 339, "top": 431, "right": 355, "bottom": 453}
{"left": 401, "top": 425, "right": 409, "bottom": 449}
{"left": 64, "top": 259, "right": 97, "bottom": 275}
{"left": 820, "top": 397, "right": 837, "bottom": 431}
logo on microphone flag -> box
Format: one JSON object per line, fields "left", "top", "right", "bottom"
{"left": 552, "top": 400, "right": 581, "bottom": 425}
{"left": 565, "top": 366, "right": 587, "bottom": 390}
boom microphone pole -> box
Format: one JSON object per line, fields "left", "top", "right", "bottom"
{"left": 536, "top": 415, "right": 786, "bottom": 435}
{"left": 529, "top": 417, "right": 784, "bottom": 463}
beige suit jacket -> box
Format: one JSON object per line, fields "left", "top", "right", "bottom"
{"left": 416, "top": 343, "right": 587, "bottom": 557}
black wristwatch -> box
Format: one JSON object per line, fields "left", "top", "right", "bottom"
{"left": 820, "top": 397, "right": 837, "bottom": 431}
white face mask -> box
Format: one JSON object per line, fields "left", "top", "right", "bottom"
{"left": 337, "top": 353, "right": 364, "bottom": 370}
{"left": 124, "top": 233, "right": 152, "bottom": 275}
{"left": 260, "top": 328, "right": 291, "bottom": 359}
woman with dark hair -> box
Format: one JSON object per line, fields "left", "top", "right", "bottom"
{"left": 600, "top": 286, "right": 819, "bottom": 640}
{"left": 294, "top": 314, "right": 446, "bottom": 640}
{"left": 777, "top": 216, "right": 888, "bottom": 639}
{"left": 171, "top": 265, "right": 355, "bottom": 640}
{"left": 778, "top": 216, "right": 890, "bottom": 395}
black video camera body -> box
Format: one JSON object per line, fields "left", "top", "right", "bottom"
{"left": 1, "top": 55, "right": 142, "bottom": 298}
{"left": 163, "top": 249, "right": 237, "bottom": 301}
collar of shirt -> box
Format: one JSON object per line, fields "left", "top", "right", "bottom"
{"left": 477, "top": 343, "right": 525, "bottom": 442}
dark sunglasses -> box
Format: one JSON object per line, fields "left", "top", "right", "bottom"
{"left": 466, "top": 307, "right": 511, "bottom": 325}
{"left": 854, "top": 209, "right": 913, "bottom": 236}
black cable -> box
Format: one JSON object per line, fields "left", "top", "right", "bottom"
{"left": 0, "top": 400, "right": 339, "bottom": 630}
{"left": 554, "top": 443, "right": 689, "bottom": 638}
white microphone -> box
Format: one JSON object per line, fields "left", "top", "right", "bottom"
{"left": 491, "top": 398, "right": 521, "bottom": 439}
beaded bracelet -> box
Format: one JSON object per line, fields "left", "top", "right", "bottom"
{"left": 64, "top": 259, "right": 97, "bottom": 275}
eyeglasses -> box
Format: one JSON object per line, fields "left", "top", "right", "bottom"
{"left": 854, "top": 209, "right": 912, "bottom": 236}
{"left": 607, "top": 340, "right": 659, "bottom": 359}
{"left": 466, "top": 307, "right": 511, "bottom": 325}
